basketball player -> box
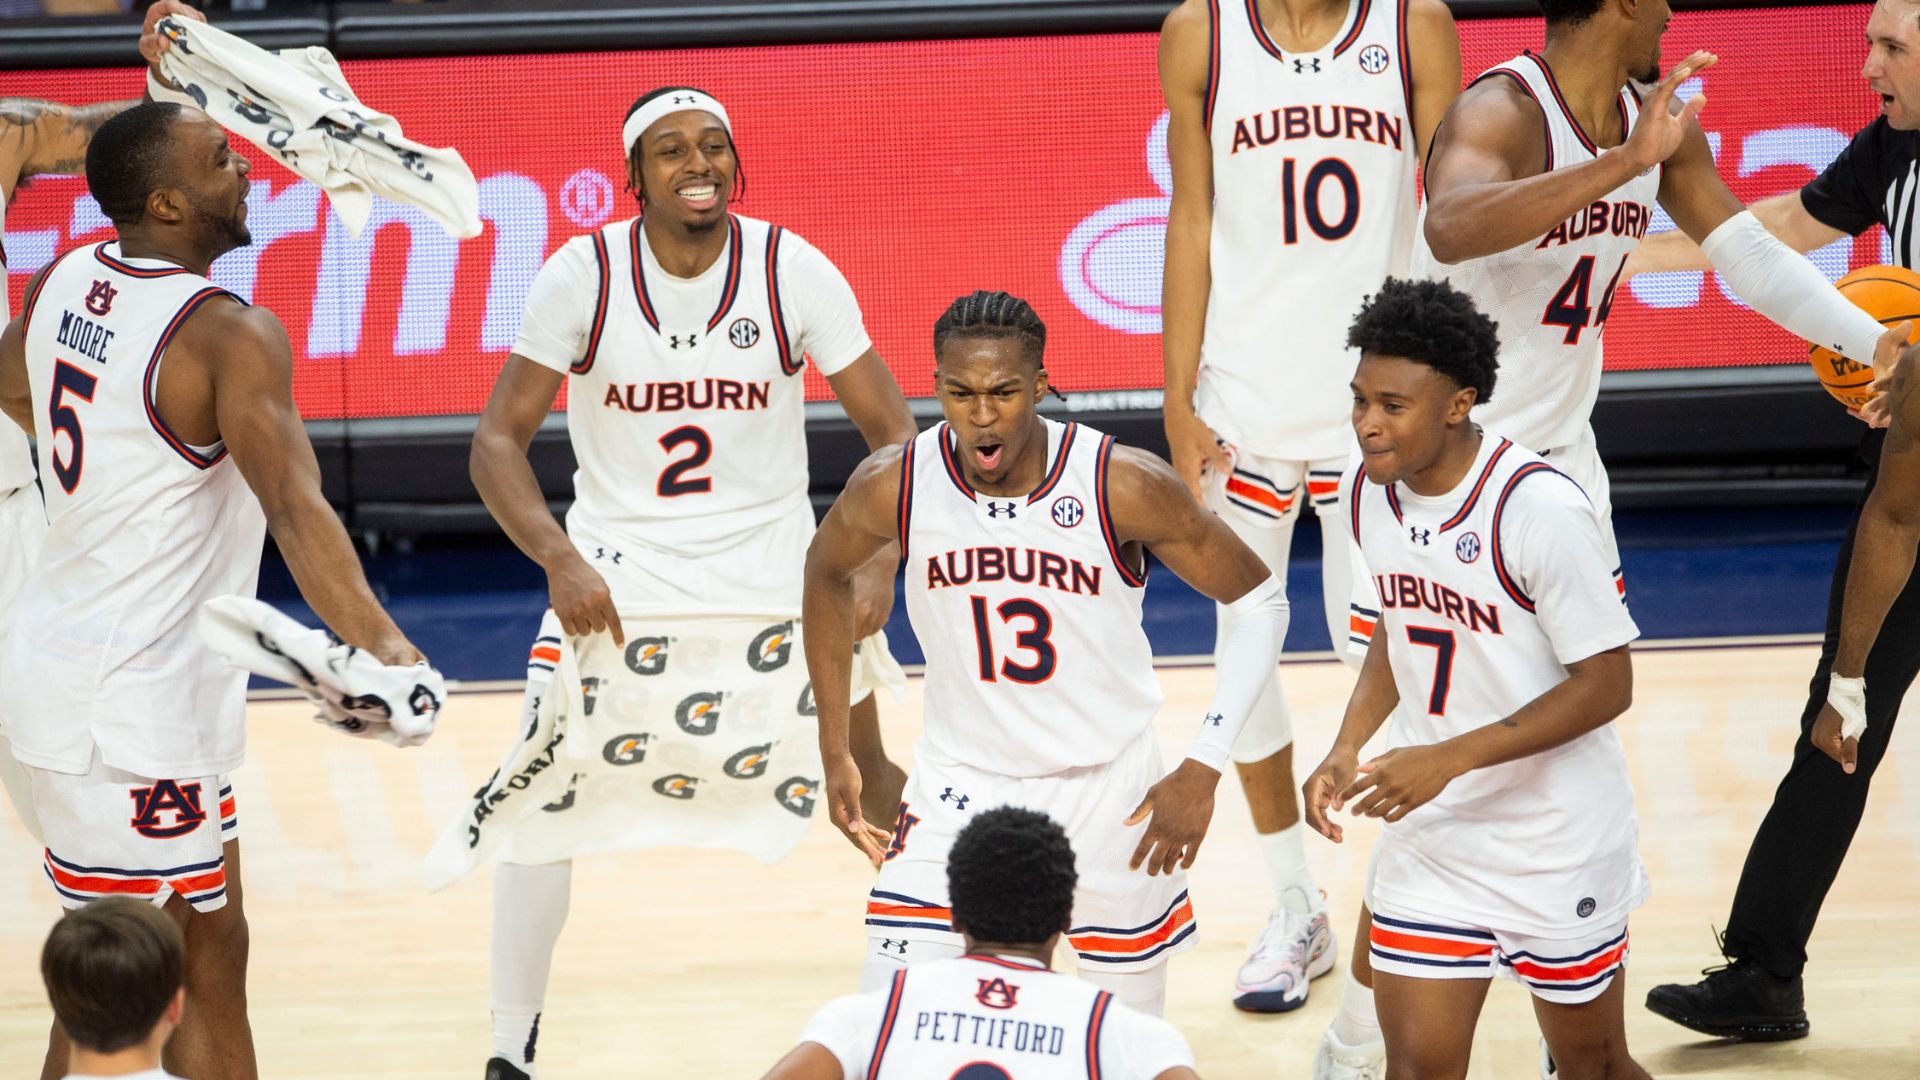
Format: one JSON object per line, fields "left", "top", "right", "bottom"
{"left": 1623, "top": 0, "right": 1920, "bottom": 1041}
{"left": 0, "top": 0, "right": 204, "bottom": 866}
{"left": 764, "top": 807, "right": 1200, "bottom": 1080}
{"left": 803, "top": 290, "right": 1290, "bottom": 1018}
{"left": 1157, "top": 0, "right": 1461, "bottom": 1020}
{"left": 42, "top": 898, "right": 187, "bottom": 1080}
{"left": 0, "top": 102, "right": 435, "bottom": 1080}
{"left": 1304, "top": 277, "right": 1648, "bottom": 1080}
{"left": 469, "top": 87, "right": 917, "bottom": 1079}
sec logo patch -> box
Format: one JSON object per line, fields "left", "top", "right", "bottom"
{"left": 1051, "top": 495, "right": 1084, "bottom": 528}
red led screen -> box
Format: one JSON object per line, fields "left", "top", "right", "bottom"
{"left": 0, "top": 4, "right": 1884, "bottom": 419}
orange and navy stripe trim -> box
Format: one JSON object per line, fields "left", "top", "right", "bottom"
{"left": 1069, "top": 889, "right": 1195, "bottom": 963}
{"left": 143, "top": 286, "right": 238, "bottom": 469}
{"left": 1489, "top": 461, "right": 1559, "bottom": 612}
{"left": 1370, "top": 912, "right": 1496, "bottom": 969}
{"left": 1306, "top": 468, "right": 1344, "bottom": 507}
{"left": 627, "top": 219, "right": 661, "bottom": 331}
{"left": 865, "top": 969, "right": 907, "bottom": 1080}
{"left": 631, "top": 215, "right": 745, "bottom": 337}
{"left": 18, "top": 245, "right": 84, "bottom": 338}
{"left": 1383, "top": 482, "right": 1403, "bottom": 523}
{"left": 44, "top": 848, "right": 229, "bottom": 909}
{"left": 708, "top": 214, "right": 745, "bottom": 332}
{"left": 1246, "top": 0, "right": 1370, "bottom": 60}
{"left": 218, "top": 783, "right": 236, "bottom": 835}
{"left": 528, "top": 632, "right": 562, "bottom": 675}
{"left": 1347, "top": 463, "right": 1366, "bottom": 543}
{"left": 1396, "top": 0, "right": 1413, "bottom": 117}
{"left": 93, "top": 244, "right": 191, "bottom": 278}
{"left": 765, "top": 224, "right": 800, "bottom": 375}
{"left": 1085, "top": 990, "right": 1113, "bottom": 1079}
{"left": 1224, "top": 464, "right": 1297, "bottom": 520}
{"left": 1438, "top": 438, "right": 1513, "bottom": 532}
{"left": 936, "top": 423, "right": 976, "bottom": 501}
{"left": 574, "top": 231, "right": 612, "bottom": 375}
{"left": 1330, "top": 0, "right": 1371, "bottom": 56}
{"left": 865, "top": 890, "right": 953, "bottom": 933}
{"left": 1472, "top": 67, "right": 1553, "bottom": 173}
{"left": 896, "top": 435, "right": 916, "bottom": 563}
{"left": 1497, "top": 929, "right": 1629, "bottom": 993}
{"left": 1348, "top": 603, "right": 1380, "bottom": 649}
{"left": 1026, "top": 422, "right": 1078, "bottom": 504}
{"left": 1203, "top": 0, "right": 1223, "bottom": 134}
{"left": 1094, "top": 435, "right": 1147, "bottom": 589}
{"left": 1523, "top": 51, "right": 1627, "bottom": 159}
{"left": 962, "top": 954, "right": 1048, "bottom": 971}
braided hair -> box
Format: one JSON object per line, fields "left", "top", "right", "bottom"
{"left": 623, "top": 86, "right": 747, "bottom": 210}
{"left": 932, "top": 290, "right": 1047, "bottom": 369}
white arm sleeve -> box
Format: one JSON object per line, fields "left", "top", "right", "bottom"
{"left": 1185, "top": 574, "right": 1287, "bottom": 771}
{"left": 510, "top": 238, "right": 599, "bottom": 374}
{"left": 793, "top": 993, "right": 878, "bottom": 1080}
{"left": 1701, "top": 210, "right": 1885, "bottom": 364}
{"left": 1504, "top": 475, "right": 1641, "bottom": 666}
{"left": 780, "top": 231, "right": 873, "bottom": 377}
{"left": 1106, "top": 1005, "right": 1199, "bottom": 1079}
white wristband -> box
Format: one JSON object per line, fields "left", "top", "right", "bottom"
{"left": 1827, "top": 674, "right": 1867, "bottom": 741}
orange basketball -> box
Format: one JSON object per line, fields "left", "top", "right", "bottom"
{"left": 1808, "top": 265, "right": 1920, "bottom": 409}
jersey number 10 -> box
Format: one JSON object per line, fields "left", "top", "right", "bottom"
{"left": 1280, "top": 158, "right": 1361, "bottom": 244}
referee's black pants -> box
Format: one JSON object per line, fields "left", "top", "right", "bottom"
{"left": 1723, "top": 436, "right": 1919, "bottom": 980}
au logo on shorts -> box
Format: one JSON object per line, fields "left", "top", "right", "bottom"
{"left": 724, "top": 742, "right": 773, "bottom": 779}
{"left": 1577, "top": 897, "right": 1597, "bottom": 918}
{"left": 626, "top": 636, "right": 670, "bottom": 675}
{"left": 676, "top": 691, "right": 725, "bottom": 735}
{"left": 729, "top": 317, "right": 760, "bottom": 348}
{"left": 974, "top": 977, "right": 1020, "bottom": 1010}
{"left": 128, "top": 780, "right": 206, "bottom": 839}
{"left": 775, "top": 776, "right": 818, "bottom": 817}
{"left": 603, "top": 733, "right": 650, "bottom": 765}
{"left": 653, "top": 774, "right": 700, "bottom": 800}
{"left": 747, "top": 621, "right": 794, "bottom": 672}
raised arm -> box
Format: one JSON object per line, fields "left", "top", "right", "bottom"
{"left": 802, "top": 446, "right": 905, "bottom": 866}
{"left": 0, "top": 267, "right": 51, "bottom": 434}
{"left": 1405, "top": 0, "right": 1462, "bottom": 162}
{"left": 1814, "top": 353, "right": 1920, "bottom": 772}
{"left": 1158, "top": 0, "right": 1232, "bottom": 500}
{"left": 193, "top": 302, "right": 420, "bottom": 665}
{"left": 1422, "top": 52, "right": 1713, "bottom": 264}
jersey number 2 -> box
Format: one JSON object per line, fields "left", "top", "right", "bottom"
{"left": 969, "top": 597, "right": 1057, "bottom": 684}
{"left": 1542, "top": 254, "right": 1629, "bottom": 345}
{"left": 657, "top": 425, "right": 713, "bottom": 496}
{"left": 48, "top": 361, "right": 98, "bottom": 495}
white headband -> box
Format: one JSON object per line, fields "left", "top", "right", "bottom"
{"left": 622, "top": 90, "right": 732, "bottom": 155}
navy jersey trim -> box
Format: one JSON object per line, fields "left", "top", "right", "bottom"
{"left": 1470, "top": 67, "right": 1554, "bottom": 174}
{"left": 937, "top": 423, "right": 977, "bottom": 501}
{"left": 1026, "top": 421, "right": 1078, "bottom": 504}
{"left": 765, "top": 224, "right": 801, "bottom": 375}
{"left": 1095, "top": 434, "right": 1148, "bottom": 588}
{"left": 1085, "top": 990, "right": 1112, "bottom": 1080}
{"left": 865, "top": 969, "right": 908, "bottom": 1080}
{"left": 144, "top": 286, "right": 241, "bottom": 470}
{"left": 707, "top": 214, "right": 745, "bottom": 333}
{"left": 627, "top": 218, "right": 660, "bottom": 332}
{"left": 1489, "top": 461, "right": 1560, "bottom": 613}
{"left": 18, "top": 244, "right": 86, "bottom": 339}
{"left": 574, "top": 230, "right": 612, "bottom": 376}
{"left": 94, "top": 244, "right": 190, "bottom": 279}
{"left": 1347, "top": 463, "right": 1366, "bottom": 543}
{"left": 1203, "top": 0, "right": 1223, "bottom": 133}
{"left": 1396, "top": 0, "right": 1413, "bottom": 119}
{"left": 1438, "top": 438, "right": 1513, "bottom": 532}
{"left": 896, "top": 436, "right": 916, "bottom": 565}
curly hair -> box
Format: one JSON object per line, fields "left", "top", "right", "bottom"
{"left": 933, "top": 290, "right": 1047, "bottom": 369}
{"left": 947, "top": 807, "right": 1077, "bottom": 945}
{"left": 85, "top": 102, "right": 186, "bottom": 227}
{"left": 1347, "top": 276, "right": 1500, "bottom": 405}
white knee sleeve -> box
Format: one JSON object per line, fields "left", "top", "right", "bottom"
{"left": 1078, "top": 961, "right": 1170, "bottom": 1017}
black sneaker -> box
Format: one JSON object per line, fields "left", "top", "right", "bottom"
{"left": 485, "top": 1057, "right": 531, "bottom": 1080}
{"left": 1645, "top": 949, "right": 1810, "bottom": 1042}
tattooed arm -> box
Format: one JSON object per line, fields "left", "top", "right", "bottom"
{"left": 0, "top": 98, "right": 137, "bottom": 199}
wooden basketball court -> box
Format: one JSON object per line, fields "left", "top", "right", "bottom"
{"left": 1, "top": 642, "right": 1914, "bottom": 1077}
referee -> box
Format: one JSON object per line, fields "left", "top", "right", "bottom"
{"left": 1627, "top": 0, "right": 1920, "bottom": 1041}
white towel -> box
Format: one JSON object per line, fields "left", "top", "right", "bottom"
{"left": 198, "top": 596, "right": 444, "bottom": 747}
{"left": 149, "top": 16, "right": 481, "bottom": 239}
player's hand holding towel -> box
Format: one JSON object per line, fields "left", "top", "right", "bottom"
{"left": 198, "top": 596, "right": 445, "bottom": 747}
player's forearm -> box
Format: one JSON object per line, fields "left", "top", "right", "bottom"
{"left": 1832, "top": 494, "right": 1920, "bottom": 678}
{"left": 1423, "top": 151, "right": 1644, "bottom": 264}
{"left": 1439, "top": 654, "right": 1632, "bottom": 773}
{"left": 802, "top": 562, "right": 861, "bottom": 758}
{"left": 1624, "top": 227, "right": 1710, "bottom": 277}
{"left": 1160, "top": 204, "right": 1212, "bottom": 417}
{"left": 1700, "top": 211, "right": 1885, "bottom": 364}
{"left": 1330, "top": 637, "right": 1397, "bottom": 756}
{"left": 23, "top": 99, "right": 133, "bottom": 180}
{"left": 267, "top": 495, "right": 412, "bottom": 661}
{"left": 1184, "top": 575, "right": 1285, "bottom": 770}
{"left": 470, "top": 428, "right": 575, "bottom": 570}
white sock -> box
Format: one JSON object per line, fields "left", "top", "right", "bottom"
{"left": 491, "top": 860, "right": 573, "bottom": 1073}
{"left": 1330, "top": 974, "right": 1381, "bottom": 1046}
{"left": 1079, "top": 961, "right": 1169, "bottom": 1017}
{"left": 1259, "top": 824, "right": 1318, "bottom": 912}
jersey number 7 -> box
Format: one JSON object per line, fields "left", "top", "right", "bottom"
{"left": 1406, "top": 625, "right": 1455, "bottom": 716}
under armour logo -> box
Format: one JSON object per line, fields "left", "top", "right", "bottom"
{"left": 984, "top": 500, "right": 1018, "bottom": 519}
{"left": 672, "top": 94, "right": 697, "bottom": 105}
{"left": 669, "top": 333, "right": 697, "bottom": 349}
{"left": 1408, "top": 526, "right": 1431, "bottom": 546}
{"left": 1204, "top": 712, "right": 1223, "bottom": 727}
{"left": 595, "top": 546, "right": 624, "bottom": 564}
{"left": 1293, "top": 58, "right": 1322, "bottom": 73}
{"left": 880, "top": 939, "right": 908, "bottom": 955}
{"left": 939, "top": 787, "right": 970, "bottom": 810}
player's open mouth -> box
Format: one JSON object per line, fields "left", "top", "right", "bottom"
{"left": 677, "top": 182, "right": 720, "bottom": 210}
{"left": 974, "top": 443, "right": 1004, "bottom": 471}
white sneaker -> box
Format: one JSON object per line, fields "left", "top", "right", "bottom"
{"left": 1313, "top": 1026, "right": 1386, "bottom": 1080}
{"left": 1539, "top": 1037, "right": 1557, "bottom": 1078}
{"left": 1231, "top": 897, "right": 1335, "bottom": 1012}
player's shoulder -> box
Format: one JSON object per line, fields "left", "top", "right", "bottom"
{"left": 1405, "top": 0, "right": 1457, "bottom": 37}
{"left": 1160, "top": 0, "right": 1213, "bottom": 40}
{"left": 1454, "top": 64, "right": 1542, "bottom": 122}
{"left": 1490, "top": 448, "right": 1596, "bottom": 526}
{"left": 848, "top": 439, "right": 912, "bottom": 502}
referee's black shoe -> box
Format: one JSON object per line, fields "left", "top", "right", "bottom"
{"left": 1645, "top": 955, "right": 1809, "bottom": 1042}
{"left": 485, "top": 1057, "right": 531, "bottom": 1080}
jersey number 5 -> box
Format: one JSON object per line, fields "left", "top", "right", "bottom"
{"left": 48, "top": 361, "right": 98, "bottom": 495}
{"left": 968, "top": 597, "right": 1057, "bottom": 684}
{"left": 1542, "top": 254, "right": 1629, "bottom": 345}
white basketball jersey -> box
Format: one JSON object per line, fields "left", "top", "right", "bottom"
{"left": 3, "top": 242, "right": 265, "bottom": 778}
{"left": 1345, "top": 433, "right": 1646, "bottom": 933}
{"left": 835, "top": 956, "right": 1192, "bottom": 1079}
{"left": 902, "top": 420, "right": 1162, "bottom": 777}
{"left": 1412, "top": 53, "right": 1662, "bottom": 453}
{"left": 1199, "top": 0, "right": 1419, "bottom": 459}
{"left": 0, "top": 197, "right": 35, "bottom": 494}
{"left": 563, "top": 214, "right": 812, "bottom": 556}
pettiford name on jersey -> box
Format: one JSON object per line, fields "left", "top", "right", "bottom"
{"left": 564, "top": 214, "right": 811, "bottom": 554}
{"left": 1200, "top": 0, "right": 1419, "bottom": 458}
{"left": 860, "top": 957, "right": 1134, "bottom": 1079}
{"left": 1345, "top": 436, "right": 1646, "bottom": 932}
{"left": 1412, "top": 52, "right": 1662, "bottom": 454}
{"left": 901, "top": 420, "right": 1162, "bottom": 777}
{"left": 5, "top": 243, "right": 265, "bottom": 778}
